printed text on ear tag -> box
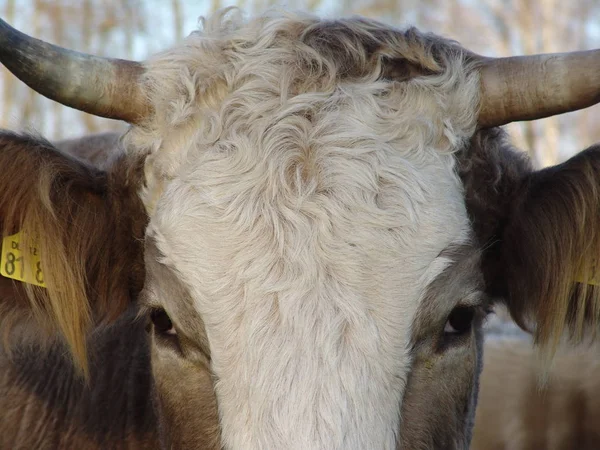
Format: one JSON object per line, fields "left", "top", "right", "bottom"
{"left": 0, "top": 232, "right": 46, "bottom": 287}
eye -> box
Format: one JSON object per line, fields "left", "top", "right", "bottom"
{"left": 150, "top": 308, "right": 177, "bottom": 336}
{"left": 444, "top": 306, "right": 475, "bottom": 335}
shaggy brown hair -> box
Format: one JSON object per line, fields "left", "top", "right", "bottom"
{"left": 461, "top": 129, "right": 600, "bottom": 358}
{"left": 504, "top": 145, "right": 600, "bottom": 351}
{"left": 0, "top": 131, "right": 146, "bottom": 375}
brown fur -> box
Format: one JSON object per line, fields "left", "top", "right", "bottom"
{"left": 0, "top": 131, "right": 147, "bottom": 374}
{"left": 460, "top": 130, "right": 600, "bottom": 357}
{"left": 0, "top": 131, "right": 159, "bottom": 448}
{"left": 503, "top": 146, "right": 600, "bottom": 350}
{"left": 0, "top": 309, "right": 158, "bottom": 450}
{"left": 299, "top": 20, "right": 447, "bottom": 82}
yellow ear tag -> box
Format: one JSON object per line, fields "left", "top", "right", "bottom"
{"left": 576, "top": 259, "right": 600, "bottom": 287}
{"left": 576, "top": 277, "right": 600, "bottom": 286}
{"left": 0, "top": 232, "right": 46, "bottom": 287}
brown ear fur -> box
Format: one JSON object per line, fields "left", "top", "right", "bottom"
{"left": 503, "top": 145, "right": 600, "bottom": 350}
{"left": 461, "top": 129, "right": 600, "bottom": 355}
{"left": 0, "top": 131, "right": 147, "bottom": 374}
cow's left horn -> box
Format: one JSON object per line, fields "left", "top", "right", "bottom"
{"left": 478, "top": 50, "right": 600, "bottom": 128}
{"left": 0, "top": 18, "right": 148, "bottom": 123}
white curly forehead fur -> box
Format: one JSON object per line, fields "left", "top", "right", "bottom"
{"left": 125, "top": 9, "right": 480, "bottom": 450}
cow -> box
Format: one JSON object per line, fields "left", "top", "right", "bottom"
{"left": 1, "top": 8, "right": 600, "bottom": 449}
{"left": 473, "top": 312, "right": 600, "bottom": 449}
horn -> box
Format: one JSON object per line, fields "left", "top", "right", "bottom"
{"left": 0, "top": 18, "right": 148, "bottom": 123}
{"left": 478, "top": 50, "right": 600, "bottom": 128}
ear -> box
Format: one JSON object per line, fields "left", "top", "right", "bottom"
{"left": 0, "top": 131, "right": 147, "bottom": 374}
{"left": 461, "top": 129, "right": 600, "bottom": 352}
{"left": 54, "top": 131, "right": 123, "bottom": 168}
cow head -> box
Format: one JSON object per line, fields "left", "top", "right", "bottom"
{"left": 2, "top": 9, "right": 600, "bottom": 449}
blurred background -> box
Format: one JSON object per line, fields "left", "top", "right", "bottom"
{"left": 2, "top": 0, "right": 600, "bottom": 168}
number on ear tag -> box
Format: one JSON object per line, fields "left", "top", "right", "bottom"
{"left": 0, "top": 232, "right": 46, "bottom": 287}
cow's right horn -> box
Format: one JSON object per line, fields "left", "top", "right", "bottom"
{"left": 0, "top": 18, "right": 149, "bottom": 123}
